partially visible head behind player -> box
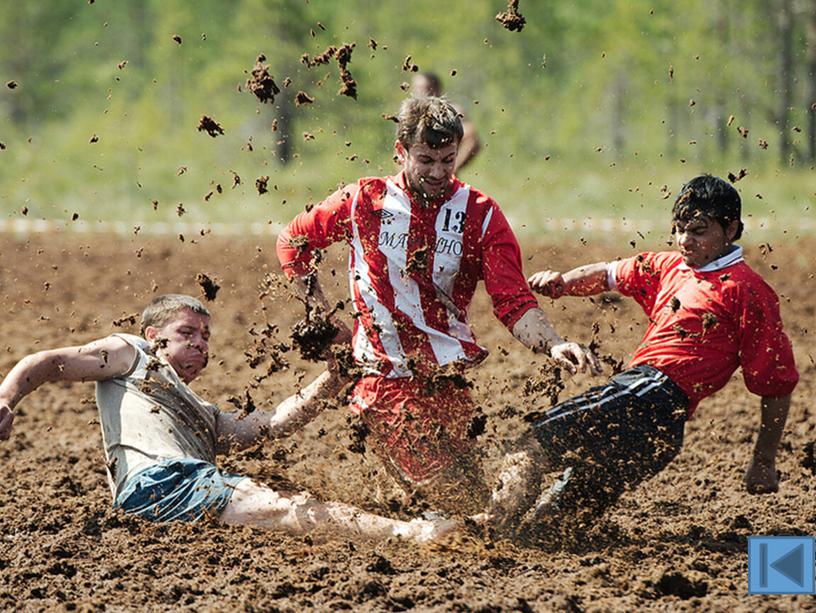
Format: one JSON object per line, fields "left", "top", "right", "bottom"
{"left": 411, "top": 71, "right": 442, "bottom": 98}
{"left": 671, "top": 175, "right": 743, "bottom": 268}
{"left": 141, "top": 294, "right": 211, "bottom": 383}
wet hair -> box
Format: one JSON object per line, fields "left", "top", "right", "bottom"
{"left": 140, "top": 294, "right": 210, "bottom": 335}
{"left": 671, "top": 175, "right": 743, "bottom": 241}
{"left": 397, "top": 96, "right": 463, "bottom": 150}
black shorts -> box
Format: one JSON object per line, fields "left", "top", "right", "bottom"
{"left": 529, "top": 365, "right": 688, "bottom": 513}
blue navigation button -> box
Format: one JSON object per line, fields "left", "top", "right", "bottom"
{"left": 748, "top": 536, "right": 815, "bottom": 595}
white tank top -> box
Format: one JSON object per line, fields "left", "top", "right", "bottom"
{"left": 95, "top": 334, "right": 219, "bottom": 498}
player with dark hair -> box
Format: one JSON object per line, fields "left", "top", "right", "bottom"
{"left": 490, "top": 175, "right": 799, "bottom": 534}
{"left": 277, "top": 96, "right": 599, "bottom": 514}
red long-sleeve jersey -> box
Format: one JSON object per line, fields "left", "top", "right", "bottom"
{"left": 277, "top": 172, "right": 538, "bottom": 378}
{"left": 611, "top": 248, "right": 799, "bottom": 416}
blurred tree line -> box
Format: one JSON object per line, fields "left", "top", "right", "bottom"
{"left": 0, "top": 0, "right": 813, "bottom": 221}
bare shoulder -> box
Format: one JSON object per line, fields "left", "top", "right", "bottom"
{"left": 74, "top": 335, "right": 139, "bottom": 379}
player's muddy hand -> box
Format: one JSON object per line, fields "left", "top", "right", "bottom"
{"left": 549, "top": 342, "right": 602, "bottom": 375}
{"left": 0, "top": 404, "right": 14, "bottom": 441}
{"left": 744, "top": 458, "right": 780, "bottom": 494}
{"left": 528, "top": 270, "right": 565, "bottom": 298}
{"left": 330, "top": 317, "right": 353, "bottom": 347}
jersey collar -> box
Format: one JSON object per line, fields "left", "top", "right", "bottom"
{"left": 679, "top": 244, "right": 744, "bottom": 272}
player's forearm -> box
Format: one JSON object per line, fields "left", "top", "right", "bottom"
{"left": 561, "top": 262, "right": 610, "bottom": 296}
{"left": 454, "top": 125, "right": 480, "bottom": 172}
{"left": 752, "top": 395, "right": 790, "bottom": 464}
{"left": 511, "top": 308, "right": 565, "bottom": 354}
{"left": 266, "top": 370, "right": 341, "bottom": 439}
{"left": 0, "top": 351, "right": 69, "bottom": 409}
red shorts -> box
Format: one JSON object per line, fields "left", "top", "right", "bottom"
{"left": 350, "top": 375, "right": 476, "bottom": 484}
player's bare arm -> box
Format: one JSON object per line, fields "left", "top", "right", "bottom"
{"left": 744, "top": 394, "right": 791, "bottom": 494}
{"left": 0, "top": 336, "right": 136, "bottom": 440}
{"left": 454, "top": 119, "right": 480, "bottom": 172}
{"left": 511, "top": 307, "right": 602, "bottom": 375}
{"left": 216, "top": 370, "right": 343, "bottom": 451}
{"left": 528, "top": 261, "right": 610, "bottom": 298}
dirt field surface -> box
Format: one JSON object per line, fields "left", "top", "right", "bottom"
{"left": 1, "top": 232, "right": 813, "bottom": 611}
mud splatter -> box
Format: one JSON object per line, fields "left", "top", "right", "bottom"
{"left": 294, "top": 91, "right": 314, "bottom": 106}
{"left": 197, "top": 115, "right": 224, "bottom": 138}
{"left": 112, "top": 313, "right": 138, "bottom": 328}
{"left": 227, "top": 388, "right": 256, "bottom": 417}
{"left": 246, "top": 54, "right": 280, "bottom": 104}
{"left": 255, "top": 176, "right": 269, "bottom": 195}
{"left": 196, "top": 273, "right": 220, "bottom": 301}
{"left": 496, "top": 0, "right": 526, "bottom": 32}
{"left": 290, "top": 310, "right": 339, "bottom": 362}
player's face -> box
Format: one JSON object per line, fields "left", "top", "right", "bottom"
{"left": 674, "top": 216, "right": 737, "bottom": 268}
{"left": 397, "top": 140, "right": 458, "bottom": 202}
{"left": 146, "top": 309, "right": 210, "bottom": 383}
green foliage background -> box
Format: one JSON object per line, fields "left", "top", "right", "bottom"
{"left": 0, "top": 0, "right": 813, "bottom": 237}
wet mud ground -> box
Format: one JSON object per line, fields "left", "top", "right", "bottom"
{"left": 0, "top": 232, "right": 813, "bottom": 611}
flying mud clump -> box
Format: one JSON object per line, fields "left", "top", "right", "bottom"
{"left": 196, "top": 273, "right": 220, "bottom": 301}
{"left": 255, "top": 176, "right": 269, "bottom": 195}
{"left": 290, "top": 309, "right": 339, "bottom": 362}
{"left": 301, "top": 43, "right": 358, "bottom": 99}
{"left": 227, "top": 388, "right": 256, "bottom": 418}
{"left": 246, "top": 54, "right": 281, "bottom": 104}
{"left": 496, "top": 0, "right": 526, "bottom": 32}
{"left": 197, "top": 115, "right": 225, "bottom": 138}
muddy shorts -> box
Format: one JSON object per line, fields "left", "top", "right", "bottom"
{"left": 351, "top": 375, "right": 477, "bottom": 485}
{"left": 114, "top": 459, "right": 246, "bottom": 523}
{"left": 529, "top": 365, "right": 688, "bottom": 515}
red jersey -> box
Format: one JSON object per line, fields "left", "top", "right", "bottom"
{"left": 611, "top": 248, "right": 798, "bottom": 416}
{"left": 276, "top": 172, "right": 538, "bottom": 378}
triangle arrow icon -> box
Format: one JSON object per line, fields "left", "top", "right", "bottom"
{"left": 770, "top": 543, "right": 805, "bottom": 587}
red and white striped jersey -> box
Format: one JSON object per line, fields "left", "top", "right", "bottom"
{"left": 277, "top": 172, "right": 538, "bottom": 378}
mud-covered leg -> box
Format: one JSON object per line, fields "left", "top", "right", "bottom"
{"left": 413, "top": 450, "right": 492, "bottom": 516}
{"left": 485, "top": 433, "right": 550, "bottom": 533}
{"left": 220, "top": 478, "right": 457, "bottom": 543}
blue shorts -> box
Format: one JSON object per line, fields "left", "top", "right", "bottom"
{"left": 114, "top": 459, "right": 246, "bottom": 523}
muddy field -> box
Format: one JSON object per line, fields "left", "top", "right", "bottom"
{"left": 0, "top": 231, "right": 813, "bottom": 611}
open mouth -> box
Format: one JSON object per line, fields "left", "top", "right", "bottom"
{"left": 423, "top": 179, "right": 444, "bottom": 190}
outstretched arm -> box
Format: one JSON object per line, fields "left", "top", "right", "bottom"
{"left": 744, "top": 394, "right": 790, "bottom": 494}
{"left": 0, "top": 336, "right": 136, "bottom": 440}
{"left": 528, "top": 261, "right": 611, "bottom": 299}
{"left": 511, "top": 308, "right": 602, "bottom": 375}
{"left": 216, "top": 369, "right": 345, "bottom": 452}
